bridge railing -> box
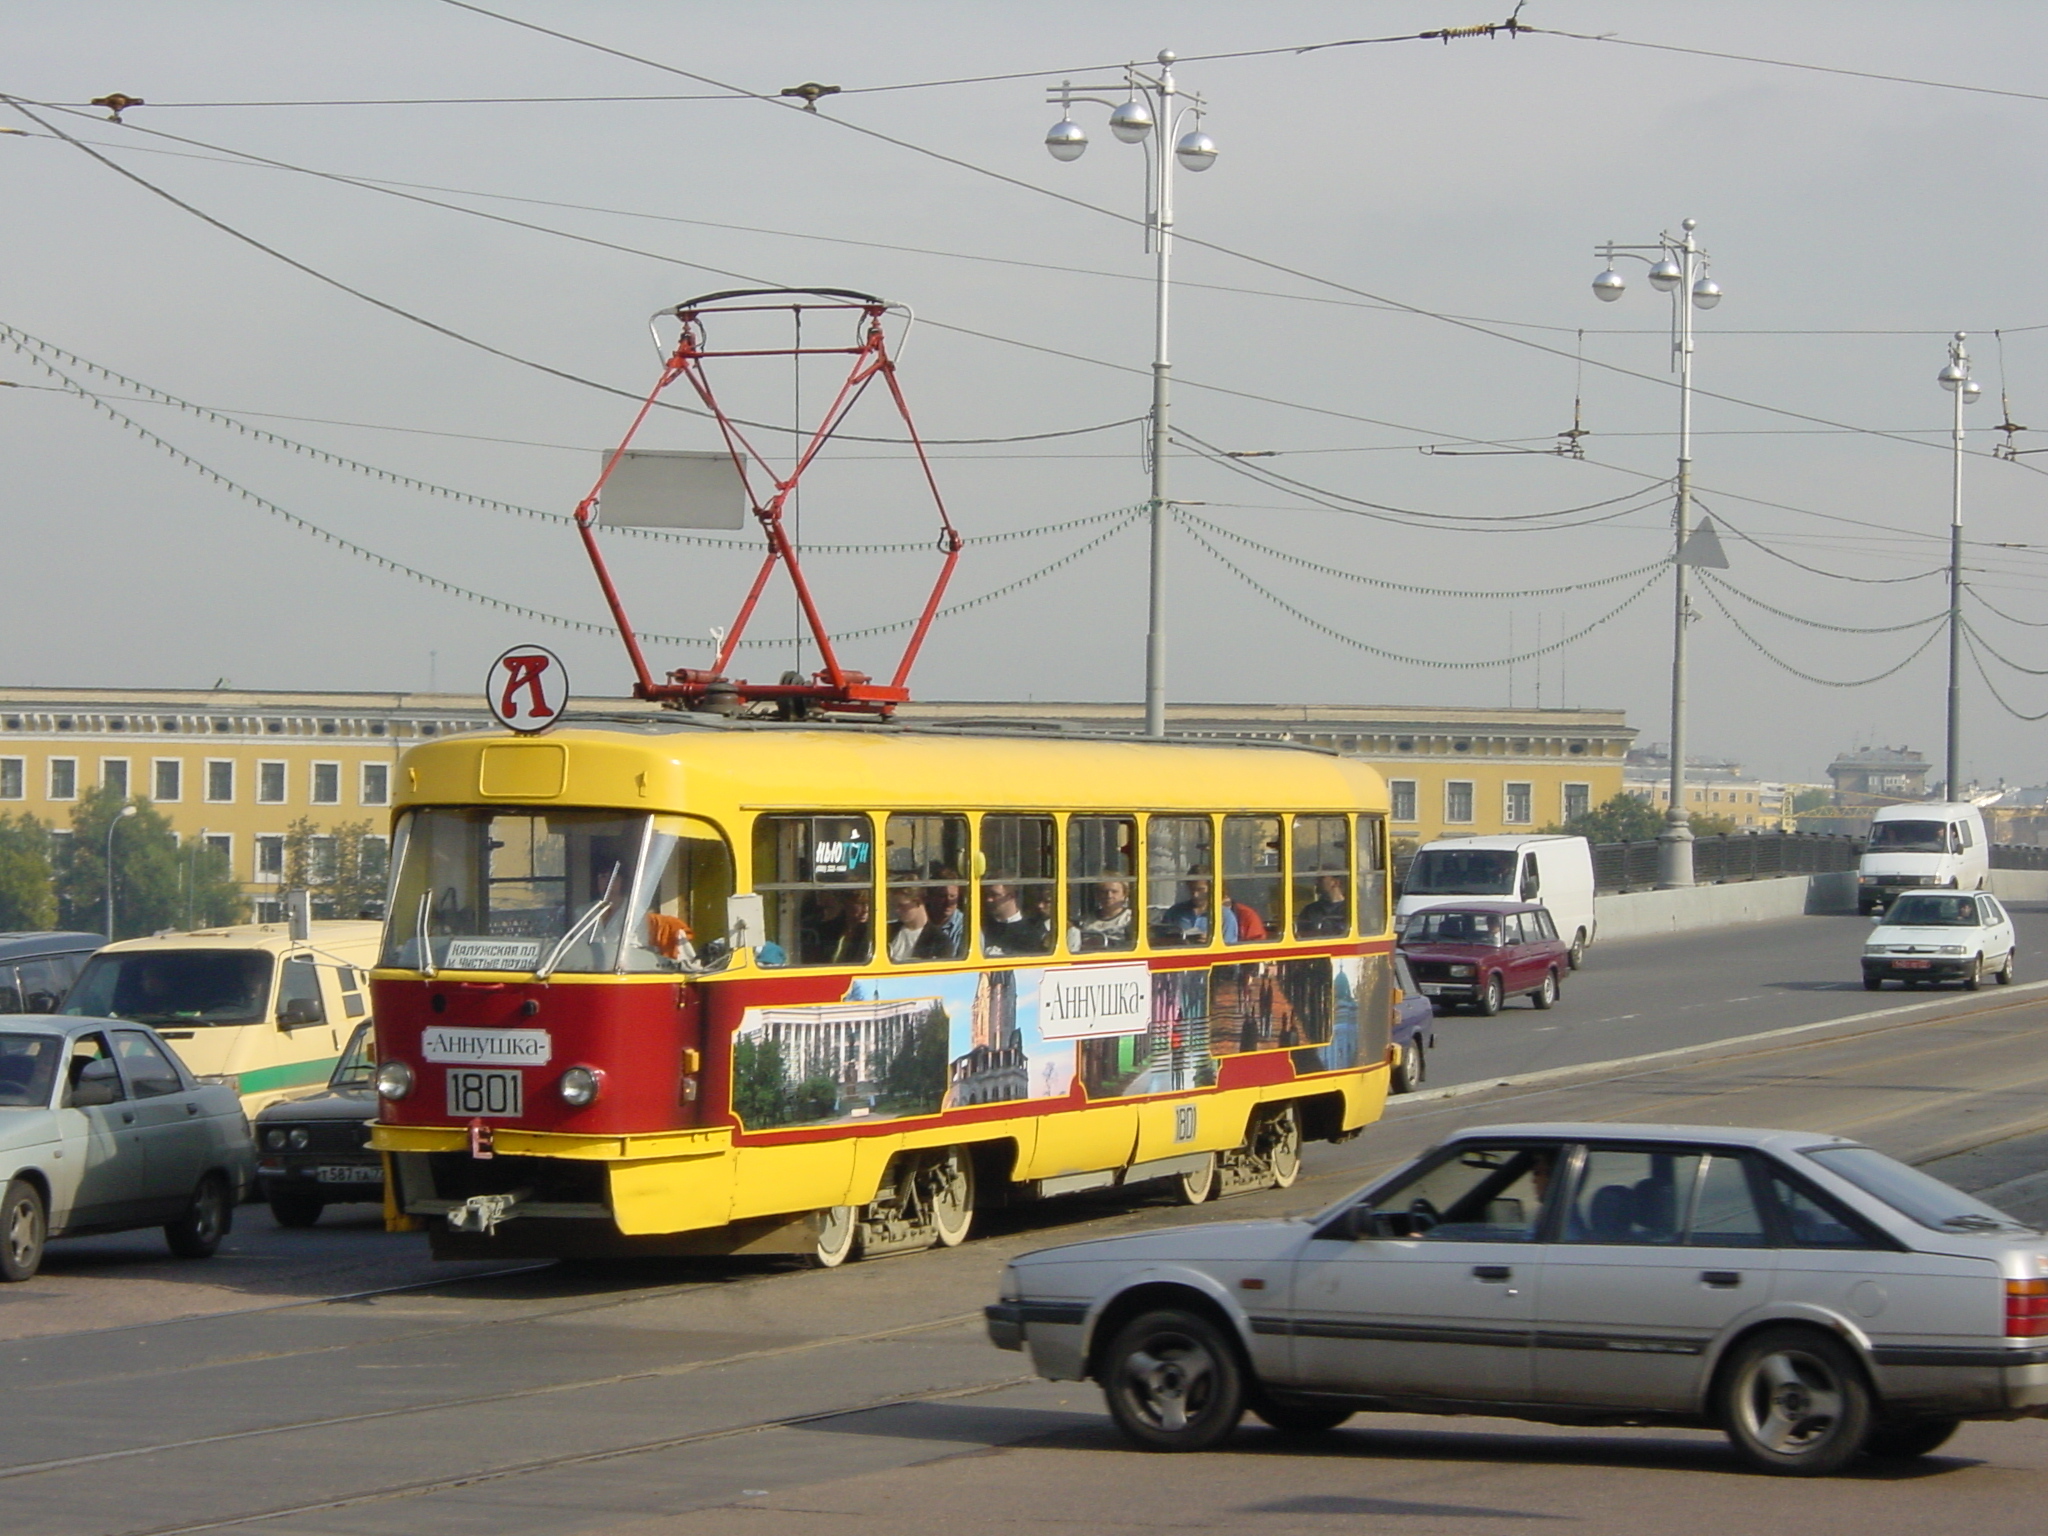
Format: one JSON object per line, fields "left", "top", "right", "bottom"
{"left": 1592, "top": 832, "right": 1861, "bottom": 893}
{"left": 1990, "top": 842, "right": 2048, "bottom": 871}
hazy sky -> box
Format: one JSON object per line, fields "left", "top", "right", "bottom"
{"left": 8, "top": 2, "right": 2048, "bottom": 786}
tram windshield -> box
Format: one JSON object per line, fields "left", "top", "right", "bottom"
{"left": 379, "top": 808, "right": 734, "bottom": 975}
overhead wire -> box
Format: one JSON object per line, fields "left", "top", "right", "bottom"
{"left": 1968, "top": 586, "right": 2048, "bottom": 629}
{"left": 1965, "top": 630, "right": 2048, "bottom": 721}
{"left": 1960, "top": 617, "right": 2048, "bottom": 677}
{"left": 1697, "top": 580, "right": 1944, "bottom": 688}
{"left": 1697, "top": 571, "right": 1945, "bottom": 635}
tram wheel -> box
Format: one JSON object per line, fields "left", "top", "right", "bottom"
{"left": 811, "top": 1205, "right": 860, "bottom": 1268}
{"left": 927, "top": 1148, "right": 975, "bottom": 1248}
{"left": 1176, "top": 1153, "right": 1219, "bottom": 1205}
{"left": 1262, "top": 1105, "right": 1303, "bottom": 1190}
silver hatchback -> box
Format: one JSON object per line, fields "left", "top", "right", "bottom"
{"left": 987, "top": 1123, "right": 2048, "bottom": 1475}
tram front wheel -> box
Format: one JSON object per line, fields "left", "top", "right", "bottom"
{"left": 811, "top": 1205, "right": 859, "bottom": 1268}
{"left": 927, "top": 1148, "right": 975, "bottom": 1248}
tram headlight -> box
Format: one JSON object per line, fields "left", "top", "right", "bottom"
{"left": 288, "top": 1127, "right": 311, "bottom": 1150}
{"left": 558, "top": 1065, "right": 605, "bottom": 1108}
{"left": 375, "top": 1060, "right": 415, "bottom": 1101}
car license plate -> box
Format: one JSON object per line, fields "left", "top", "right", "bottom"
{"left": 1893, "top": 958, "right": 1932, "bottom": 970}
{"left": 1420, "top": 984, "right": 1446, "bottom": 996}
{"left": 317, "top": 1164, "right": 382, "bottom": 1184}
{"left": 446, "top": 1068, "right": 523, "bottom": 1117}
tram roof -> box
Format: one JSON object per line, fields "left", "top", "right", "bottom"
{"left": 394, "top": 711, "right": 1388, "bottom": 816}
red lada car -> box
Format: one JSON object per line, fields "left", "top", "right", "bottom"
{"left": 1397, "top": 902, "right": 1568, "bottom": 1016}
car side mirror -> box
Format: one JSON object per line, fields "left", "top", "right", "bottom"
{"left": 278, "top": 998, "right": 324, "bottom": 1028}
{"left": 69, "top": 1059, "right": 120, "bottom": 1107}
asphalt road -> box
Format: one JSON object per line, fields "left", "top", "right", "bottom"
{"left": 9, "top": 963, "right": 2048, "bottom": 1536}
{"left": 1419, "top": 901, "right": 2048, "bottom": 1089}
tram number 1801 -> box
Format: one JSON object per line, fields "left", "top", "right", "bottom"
{"left": 447, "top": 1068, "right": 524, "bottom": 1118}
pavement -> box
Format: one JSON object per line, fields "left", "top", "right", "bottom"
{"left": 8, "top": 915, "right": 2048, "bottom": 1534}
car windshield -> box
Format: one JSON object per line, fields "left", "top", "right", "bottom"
{"left": 330, "top": 1023, "right": 375, "bottom": 1089}
{"left": 1883, "top": 894, "right": 1981, "bottom": 927}
{"left": 64, "top": 950, "right": 274, "bottom": 1026}
{"left": 1404, "top": 848, "right": 1517, "bottom": 896}
{"left": 1868, "top": 820, "right": 1950, "bottom": 853}
{"left": 0, "top": 1033, "right": 62, "bottom": 1107}
{"left": 1405, "top": 910, "right": 1505, "bottom": 947}
{"left": 1805, "top": 1145, "right": 2036, "bottom": 1235}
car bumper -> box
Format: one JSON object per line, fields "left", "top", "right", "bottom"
{"left": 1862, "top": 957, "right": 1974, "bottom": 980}
{"left": 256, "top": 1156, "right": 386, "bottom": 1199}
{"left": 984, "top": 1301, "right": 1090, "bottom": 1379}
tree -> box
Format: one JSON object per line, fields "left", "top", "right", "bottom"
{"left": 1690, "top": 813, "right": 1739, "bottom": 838}
{"left": 178, "top": 838, "right": 247, "bottom": 930}
{"left": 872, "top": 1001, "right": 949, "bottom": 1116}
{"left": 1543, "top": 792, "right": 1666, "bottom": 845}
{"left": 0, "top": 813, "right": 56, "bottom": 930}
{"left": 281, "top": 817, "right": 386, "bottom": 920}
{"left": 58, "top": 788, "right": 187, "bottom": 939}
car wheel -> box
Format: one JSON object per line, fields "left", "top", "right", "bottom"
{"left": 267, "top": 1185, "right": 325, "bottom": 1229}
{"left": 926, "top": 1148, "right": 974, "bottom": 1249}
{"left": 1717, "top": 1327, "right": 1873, "bottom": 1476}
{"left": 1476, "top": 974, "right": 1504, "bottom": 1016}
{"left": 1252, "top": 1400, "right": 1353, "bottom": 1434}
{"left": 1101, "top": 1308, "right": 1246, "bottom": 1452}
{"left": 1863, "top": 1416, "right": 1960, "bottom": 1461}
{"left": 1176, "top": 1153, "right": 1218, "bottom": 1205}
{"left": 1567, "top": 930, "right": 1587, "bottom": 970}
{"left": 1391, "top": 1039, "right": 1424, "bottom": 1094}
{"left": 1862, "top": 975, "right": 1883, "bottom": 992}
{"left": 1, "top": 1178, "right": 47, "bottom": 1283}
{"left": 165, "top": 1173, "right": 231, "bottom": 1260}
{"left": 1963, "top": 954, "right": 1984, "bottom": 991}
{"left": 810, "top": 1205, "right": 859, "bottom": 1268}
{"left": 1531, "top": 970, "right": 1558, "bottom": 1010}
{"left": 1998, "top": 950, "right": 2016, "bottom": 985}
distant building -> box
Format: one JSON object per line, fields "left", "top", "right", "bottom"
{"left": 1623, "top": 747, "right": 1787, "bottom": 830}
{"left": 1826, "top": 746, "right": 1931, "bottom": 805}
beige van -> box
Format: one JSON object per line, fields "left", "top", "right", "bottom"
{"left": 61, "top": 921, "right": 381, "bottom": 1114}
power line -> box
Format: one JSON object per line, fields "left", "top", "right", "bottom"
{"left": 1961, "top": 616, "right": 2048, "bottom": 677}
{"left": 1698, "top": 571, "right": 1944, "bottom": 634}
{"left": 1968, "top": 586, "right": 2048, "bottom": 629}
{"left": 1698, "top": 579, "right": 1943, "bottom": 687}
{"left": 1965, "top": 629, "right": 2048, "bottom": 721}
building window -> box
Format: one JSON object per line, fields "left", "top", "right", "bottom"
{"left": 362, "top": 833, "right": 390, "bottom": 887}
{"left": 1504, "top": 782, "right": 1533, "bottom": 825}
{"left": 1445, "top": 781, "right": 1475, "bottom": 824}
{"left": 203, "top": 832, "right": 233, "bottom": 864}
{"left": 1390, "top": 779, "right": 1418, "bottom": 823}
{"left": 1563, "top": 782, "right": 1591, "bottom": 822}
{"left": 153, "top": 759, "right": 182, "bottom": 803}
{"left": 361, "top": 761, "right": 390, "bottom": 807}
{"left": 308, "top": 834, "right": 338, "bottom": 883}
{"left": 257, "top": 761, "right": 287, "bottom": 804}
{"left": 101, "top": 759, "right": 130, "bottom": 798}
{"left": 253, "top": 898, "right": 283, "bottom": 925}
{"left": 0, "top": 758, "right": 20, "bottom": 800}
{"left": 49, "top": 759, "right": 77, "bottom": 800}
{"left": 255, "top": 834, "right": 285, "bottom": 881}
{"left": 206, "top": 760, "right": 235, "bottom": 803}
{"left": 311, "top": 762, "right": 341, "bottom": 805}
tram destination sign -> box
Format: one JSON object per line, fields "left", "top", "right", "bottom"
{"left": 421, "top": 1026, "right": 554, "bottom": 1067}
{"left": 1035, "top": 962, "right": 1151, "bottom": 1041}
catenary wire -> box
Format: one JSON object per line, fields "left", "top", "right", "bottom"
{"left": 1959, "top": 616, "right": 2048, "bottom": 677}
{"left": 1697, "top": 571, "right": 1947, "bottom": 635}
{"left": 1698, "top": 579, "right": 1944, "bottom": 687}
{"left": 1966, "top": 586, "right": 2048, "bottom": 629}
{"left": 1965, "top": 629, "right": 2048, "bottom": 721}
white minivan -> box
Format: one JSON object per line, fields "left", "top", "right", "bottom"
{"left": 1395, "top": 834, "right": 1598, "bottom": 969}
{"left": 1857, "top": 802, "right": 1990, "bottom": 914}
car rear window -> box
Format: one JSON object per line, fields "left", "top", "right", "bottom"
{"left": 1804, "top": 1146, "right": 2035, "bottom": 1235}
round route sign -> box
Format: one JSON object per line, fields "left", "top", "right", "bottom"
{"left": 486, "top": 645, "right": 570, "bottom": 733}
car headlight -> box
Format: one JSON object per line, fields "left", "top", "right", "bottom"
{"left": 558, "top": 1066, "right": 604, "bottom": 1107}
{"left": 1939, "top": 945, "right": 1967, "bottom": 955}
{"left": 288, "top": 1127, "right": 311, "bottom": 1149}
{"left": 375, "top": 1060, "right": 415, "bottom": 1101}
{"left": 1449, "top": 964, "right": 1475, "bottom": 978}
{"left": 263, "top": 1127, "right": 287, "bottom": 1150}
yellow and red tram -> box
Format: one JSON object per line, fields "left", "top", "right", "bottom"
{"left": 368, "top": 717, "right": 1396, "bottom": 1264}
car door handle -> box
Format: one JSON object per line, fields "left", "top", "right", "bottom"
{"left": 1701, "top": 1271, "right": 1742, "bottom": 1289}
{"left": 186, "top": 1103, "right": 201, "bottom": 1115}
{"left": 1472, "top": 1265, "right": 1513, "bottom": 1282}
{"left": 120, "top": 1111, "right": 135, "bottom": 1125}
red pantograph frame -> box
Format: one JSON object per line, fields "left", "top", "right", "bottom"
{"left": 574, "top": 288, "right": 962, "bottom": 717}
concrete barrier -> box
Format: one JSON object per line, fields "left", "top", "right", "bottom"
{"left": 1595, "top": 871, "right": 1859, "bottom": 942}
{"left": 1990, "top": 869, "right": 2048, "bottom": 903}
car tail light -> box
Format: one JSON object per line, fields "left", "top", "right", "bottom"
{"left": 2006, "top": 1278, "right": 2048, "bottom": 1337}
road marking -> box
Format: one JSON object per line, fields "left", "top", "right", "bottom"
{"left": 1400, "top": 978, "right": 2048, "bottom": 1108}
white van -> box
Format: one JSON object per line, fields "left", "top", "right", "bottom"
{"left": 1857, "top": 802, "right": 1990, "bottom": 914}
{"left": 1395, "top": 834, "right": 1598, "bottom": 969}
{"left": 61, "top": 921, "right": 382, "bottom": 1114}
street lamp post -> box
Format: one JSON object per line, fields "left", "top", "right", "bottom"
{"left": 105, "top": 801, "right": 137, "bottom": 938}
{"left": 1045, "top": 53, "right": 1217, "bottom": 738}
{"left": 1937, "top": 332, "right": 1983, "bottom": 799}
{"left": 1593, "top": 219, "right": 1724, "bottom": 888}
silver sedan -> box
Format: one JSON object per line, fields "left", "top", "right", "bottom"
{"left": 987, "top": 1122, "right": 2048, "bottom": 1475}
{"left": 1, "top": 1016, "right": 255, "bottom": 1280}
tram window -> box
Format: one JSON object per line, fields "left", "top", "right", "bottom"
{"left": 886, "top": 814, "right": 970, "bottom": 963}
{"left": 625, "top": 816, "right": 736, "bottom": 972}
{"left": 1222, "top": 816, "right": 1283, "bottom": 945}
{"left": 1292, "top": 815, "right": 1352, "bottom": 939}
{"left": 1149, "top": 815, "right": 1222, "bottom": 947}
{"left": 751, "top": 814, "right": 874, "bottom": 968}
{"left": 1067, "top": 815, "right": 1138, "bottom": 954}
{"left": 980, "top": 815, "right": 1056, "bottom": 957}
{"left": 379, "top": 808, "right": 652, "bottom": 974}
{"left": 1358, "top": 813, "right": 1390, "bottom": 934}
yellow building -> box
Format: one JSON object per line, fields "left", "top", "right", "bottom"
{"left": 1623, "top": 752, "right": 1789, "bottom": 831}
{"left": 0, "top": 690, "right": 1632, "bottom": 913}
